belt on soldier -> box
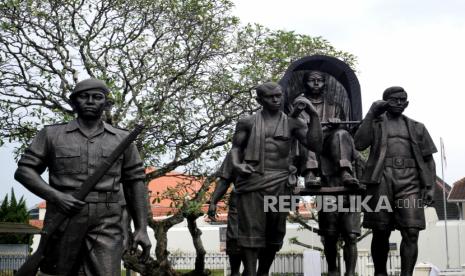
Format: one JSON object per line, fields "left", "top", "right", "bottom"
{"left": 84, "top": 191, "right": 119, "bottom": 203}
{"left": 384, "top": 157, "right": 416, "bottom": 169}
{"left": 57, "top": 189, "right": 119, "bottom": 203}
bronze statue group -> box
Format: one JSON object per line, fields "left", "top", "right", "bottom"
{"left": 16, "top": 56, "right": 436, "bottom": 276}
{"left": 207, "top": 57, "right": 436, "bottom": 276}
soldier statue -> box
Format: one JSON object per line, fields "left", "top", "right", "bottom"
{"left": 15, "top": 78, "right": 151, "bottom": 275}
{"left": 354, "top": 86, "right": 436, "bottom": 276}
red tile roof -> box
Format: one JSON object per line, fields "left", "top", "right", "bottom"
{"left": 448, "top": 177, "right": 465, "bottom": 202}
{"left": 29, "top": 219, "right": 44, "bottom": 230}
{"left": 147, "top": 169, "right": 207, "bottom": 210}
{"left": 34, "top": 170, "right": 218, "bottom": 220}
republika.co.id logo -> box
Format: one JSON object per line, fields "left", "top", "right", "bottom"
{"left": 263, "top": 195, "right": 426, "bottom": 213}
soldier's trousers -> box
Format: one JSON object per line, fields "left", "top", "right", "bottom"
{"left": 39, "top": 202, "right": 123, "bottom": 276}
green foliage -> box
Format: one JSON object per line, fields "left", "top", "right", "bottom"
{"left": 0, "top": 188, "right": 30, "bottom": 244}
{"left": 359, "top": 148, "right": 370, "bottom": 161}
{"left": 0, "top": 0, "right": 356, "bottom": 178}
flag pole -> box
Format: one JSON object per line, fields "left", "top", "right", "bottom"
{"left": 440, "top": 137, "right": 450, "bottom": 269}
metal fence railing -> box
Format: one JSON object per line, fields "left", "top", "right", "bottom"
{"left": 0, "top": 255, "right": 26, "bottom": 276}
{"left": 0, "top": 250, "right": 403, "bottom": 275}
{"left": 169, "top": 251, "right": 403, "bottom": 275}
{"left": 169, "top": 252, "right": 305, "bottom": 274}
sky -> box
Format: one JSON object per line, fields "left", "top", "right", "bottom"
{"left": 1, "top": 0, "right": 465, "bottom": 207}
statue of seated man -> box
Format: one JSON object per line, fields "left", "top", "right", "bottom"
{"left": 291, "top": 71, "right": 359, "bottom": 189}
{"left": 290, "top": 71, "right": 362, "bottom": 276}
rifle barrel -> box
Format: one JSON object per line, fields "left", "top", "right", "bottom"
{"left": 321, "top": 120, "right": 360, "bottom": 125}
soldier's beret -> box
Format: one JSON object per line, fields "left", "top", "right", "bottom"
{"left": 70, "top": 78, "right": 110, "bottom": 99}
{"left": 382, "top": 86, "right": 407, "bottom": 100}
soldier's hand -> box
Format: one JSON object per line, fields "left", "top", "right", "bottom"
{"left": 294, "top": 97, "right": 318, "bottom": 116}
{"left": 53, "top": 192, "right": 85, "bottom": 215}
{"left": 290, "top": 97, "right": 306, "bottom": 118}
{"left": 326, "top": 118, "right": 341, "bottom": 129}
{"left": 368, "top": 100, "right": 388, "bottom": 117}
{"left": 235, "top": 163, "right": 255, "bottom": 177}
{"left": 328, "top": 118, "right": 341, "bottom": 124}
{"left": 132, "top": 229, "right": 152, "bottom": 262}
{"left": 207, "top": 203, "right": 217, "bottom": 221}
{"left": 422, "top": 188, "right": 434, "bottom": 206}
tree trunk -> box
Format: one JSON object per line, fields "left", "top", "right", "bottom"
{"left": 122, "top": 250, "right": 159, "bottom": 276}
{"left": 123, "top": 213, "right": 184, "bottom": 276}
{"left": 122, "top": 176, "right": 215, "bottom": 275}
{"left": 186, "top": 215, "right": 208, "bottom": 275}
{"left": 152, "top": 214, "right": 184, "bottom": 275}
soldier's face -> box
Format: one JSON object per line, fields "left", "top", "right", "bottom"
{"left": 305, "top": 74, "right": 325, "bottom": 94}
{"left": 73, "top": 90, "right": 107, "bottom": 119}
{"left": 386, "top": 91, "right": 408, "bottom": 115}
{"left": 258, "top": 89, "right": 282, "bottom": 111}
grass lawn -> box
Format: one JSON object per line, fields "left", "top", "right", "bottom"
{"left": 176, "top": 269, "right": 224, "bottom": 275}
{"left": 122, "top": 269, "right": 224, "bottom": 275}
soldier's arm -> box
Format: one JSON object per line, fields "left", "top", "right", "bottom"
{"left": 291, "top": 97, "right": 323, "bottom": 153}
{"left": 208, "top": 178, "right": 232, "bottom": 220}
{"left": 422, "top": 155, "right": 436, "bottom": 205}
{"left": 14, "top": 128, "right": 84, "bottom": 214}
{"left": 354, "top": 100, "right": 387, "bottom": 150}
{"left": 353, "top": 114, "right": 375, "bottom": 150}
{"left": 424, "top": 155, "right": 436, "bottom": 189}
{"left": 230, "top": 118, "right": 254, "bottom": 175}
{"left": 210, "top": 178, "right": 231, "bottom": 206}
{"left": 293, "top": 117, "right": 323, "bottom": 154}
{"left": 14, "top": 129, "right": 52, "bottom": 199}
{"left": 121, "top": 142, "right": 151, "bottom": 261}
{"left": 419, "top": 125, "right": 438, "bottom": 205}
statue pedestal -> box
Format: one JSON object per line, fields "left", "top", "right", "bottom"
{"left": 414, "top": 263, "right": 432, "bottom": 276}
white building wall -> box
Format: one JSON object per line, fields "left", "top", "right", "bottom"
{"left": 39, "top": 208, "right": 46, "bottom": 220}
{"left": 157, "top": 207, "right": 465, "bottom": 270}
{"left": 163, "top": 221, "right": 323, "bottom": 254}
{"left": 30, "top": 207, "right": 465, "bottom": 270}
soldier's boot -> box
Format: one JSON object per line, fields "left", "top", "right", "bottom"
{"left": 341, "top": 169, "right": 359, "bottom": 188}
{"left": 304, "top": 170, "right": 321, "bottom": 189}
{"left": 327, "top": 271, "right": 341, "bottom": 276}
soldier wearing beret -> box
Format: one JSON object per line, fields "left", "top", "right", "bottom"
{"left": 354, "top": 86, "right": 437, "bottom": 276}
{"left": 15, "top": 78, "right": 151, "bottom": 275}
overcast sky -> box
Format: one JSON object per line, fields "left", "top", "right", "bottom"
{"left": 2, "top": 0, "right": 465, "bottom": 207}
{"left": 232, "top": 0, "right": 465, "bottom": 180}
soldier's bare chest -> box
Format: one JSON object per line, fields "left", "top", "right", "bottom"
{"left": 263, "top": 118, "right": 291, "bottom": 153}
{"left": 385, "top": 118, "right": 414, "bottom": 157}
{"left": 386, "top": 118, "right": 410, "bottom": 140}
{"left": 264, "top": 117, "right": 282, "bottom": 138}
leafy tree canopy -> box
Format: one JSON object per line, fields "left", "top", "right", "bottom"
{"left": 0, "top": 0, "right": 356, "bottom": 179}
